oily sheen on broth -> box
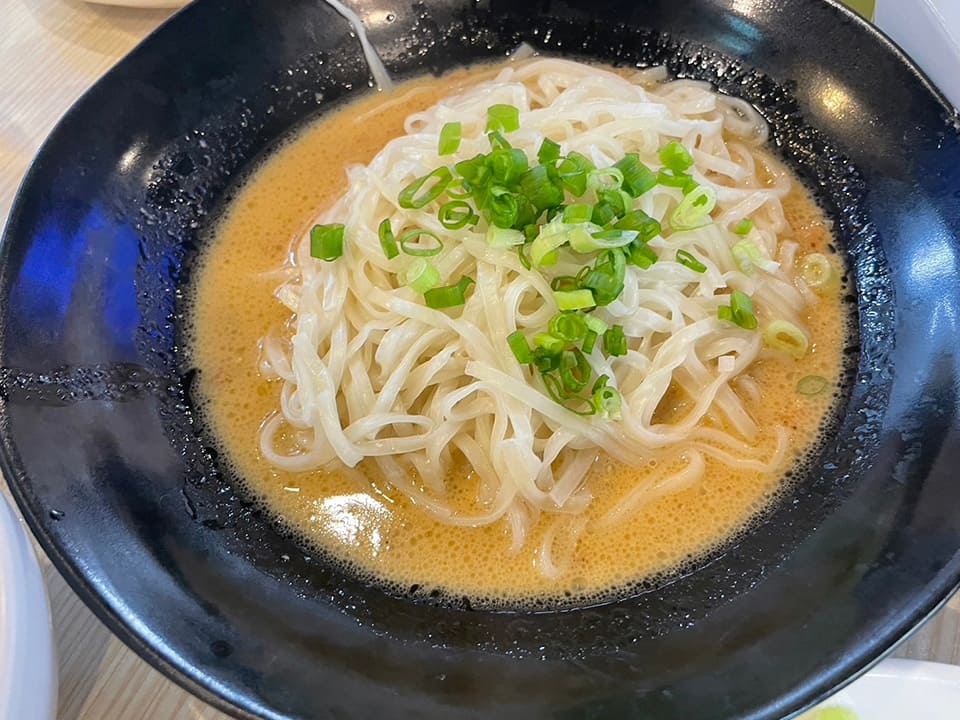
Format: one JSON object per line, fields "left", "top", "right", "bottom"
{"left": 187, "top": 60, "right": 848, "bottom": 607}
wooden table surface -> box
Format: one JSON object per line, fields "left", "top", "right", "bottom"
{"left": 1, "top": 1, "right": 959, "bottom": 719}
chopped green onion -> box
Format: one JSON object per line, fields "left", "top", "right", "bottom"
{"left": 540, "top": 372, "right": 569, "bottom": 399}
{"left": 799, "top": 253, "right": 834, "bottom": 288}
{"left": 587, "top": 167, "right": 624, "bottom": 192}
{"left": 658, "top": 169, "right": 699, "bottom": 194}
{"left": 533, "top": 346, "right": 562, "bottom": 373}
{"left": 574, "top": 264, "right": 591, "bottom": 284}
{"left": 530, "top": 225, "right": 569, "bottom": 266}
{"left": 658, "top": 169, "right": 692, "bottom": 187}
{"left": 554, "top": 289, "right": 597, "bottom": 310}
{"left": 378, "top": 219, "right": 398, "bottom": 259}
{"left": 565, "top": 226, "right": 616, "bottom": 254}
{"left": 627, "top": 241, "right": 658, "bottom": 269}
{"left": 438, "top": 200, "right": 477, "bottom": 230}
{"left": 488, "top": 148, "right": 528, "bottom": 185}
{"left": 614, "top": 153, "right": 658, "bottom": 197}
{"left": 401, "top": 258, "right": 440, "bottom": 293}
{"left": 519, "top": 164, "right": 564, "bottom": 212}
{"left": 310, "top": 223, "right": 345, "bottom": 261}
{"left": 517, "top": 242, "right": 532, "bottom": 270}
{"left": 603, "top": 325, "right": 627, "bottom": 356}
{"left": 582, "top": 329, "right": 598, "bottom": 354}
{"left": 537, "top": 137, "right": 562, "bottom": 164}
{"left": 549, "top": 312, "right": 588, "bottom": 342}
{"left": 717, "top": 290, "right": 758, "bottom": 329}
{"left": 557, "top": 152, "right": 595, "bottom": 196}
{"left": 591, "top": 201, "right": 618, "bottom": 226}
{"left": 614, "top": 210, "right": 661, "bottom": 242}
{"left": 559, "top": 349, "right": 591, "bottom": 393}
{"left": 580, "top": 250, "right": 626, "bottom": 305}
{"left": 581, "top": 270, "right": 622, "bottom": 306}
{"left": 486, "top": 104, "right": 520, "bottom": 133}
{"left": 398, "top": 167, "right": 453, "bottom": 209}
{"left": 545, "top": 204, "right": 565, "bottom": 223}
{"left": 540, "top": 250, "right": 559, "bottom": 266}
{"left": 597, "top": 188, "right": 630, "bottom": 218}
{"left": 733, "top": 218, "right": 754, "bottom": 235}
{"left": 455, "top": 155, "right": 491, "bottom": 187}
{"left": 584, "top": 315, "right": 609, "bottom": 335}
{"left": 486, "top": 186, "right": 520, "bottom": 228}
{"left": 730, "top": 290, "right": 757, "bottom": 329}
{"left": 541, "top": 373, "right": 596, "bottom": 415}
{"left": 399, "top": 228, "right": 444, "bottom": 257}
{"left": 513, "top": 197, "right": 537, "bottom": 229}
{"left": 659, "top": 141, "right": 694, "bottom": 173}
{"left": 797, "top": 375, "right": 829, "bottom": 396}
{"left": 591, "top": 374, "right": 609, "bottom": 394}
{"left": 446, "top": 178, "right": 472, "bottom": 198}
{"left": 593, "top": 384, "right": 623, "bottom": 420}
{"left": 568, "top": 228, "right": 636, "bottom": 254}
{"left": 732, "top": 239, "right": 764, "bottom": 275}
{"left": 670, "top": 185, "right": 717, "bottom": 231}
{"left": 487, "top": 130, "right": 511, "bottom": 150}
{"left": 563, "top": 204, "right": 593, "bottom": 224}
{"left": 423, "top": 276, "right": 474, "bottom": 309}
{"left": 550, "top": 275, "right": 579, "bottom": 292}
{"left": 763, "top": 320, "right": 809, "bottom": 359}
{"left": 600, "top": 248, "right": 626, "bottom": 280}
{"left": 593, "top": 229, "right": 638, "bottom": 244}
{"left": 676, "top": 249, "right": 707, "bottom": 273}
{"left": 534, "top": 332, "right": 565, "bottom": 353}
{"left": 507, "top": 330, "right": 534, "bottom": 364}
{"left": 486, "top": 226, "right": 525, "bottom": 247}
{"left": 438, "top": 122, "right": 462, "bottom": 155}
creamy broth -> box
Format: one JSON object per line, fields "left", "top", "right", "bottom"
{"left": 187, "top": 66, "right": 848, "bottom": 606}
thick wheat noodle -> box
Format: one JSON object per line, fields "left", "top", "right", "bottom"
{"left": 260, "top": 58, "right": 812, "bottom": 576}
{"left": 598, "top": 450, "right": 707, "bottom": 529}
{"left": 536, "top": 516, "right": 589, "bottom": 580}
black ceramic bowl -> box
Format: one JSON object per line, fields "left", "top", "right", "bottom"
{"left": 3, "top": 1, "right": 960, "bottom": 718}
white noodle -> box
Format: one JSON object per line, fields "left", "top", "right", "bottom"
{"left": 598, "top": 450, "right": 706, "bottom": 528}
{"left": 323, "top": 0, "right": 393, "bottom": 92}
{"left": 260, "top": 59, "right": 814, "bottom": 577}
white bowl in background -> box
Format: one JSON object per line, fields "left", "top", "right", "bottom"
{"left": 802, "top": 658, "right": 960, "bottom": 719}
{"left": 0, "top": 493, "right": 57, "bottom": 720}
{"left": 875, "top": 0, "right": 960, "bottom": 109}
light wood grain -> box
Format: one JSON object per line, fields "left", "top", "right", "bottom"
{"left": 1, "top": 2, "right": 959, "bottom": 719}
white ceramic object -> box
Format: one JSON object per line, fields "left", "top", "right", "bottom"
{"left": 0, "top": 493, "right": 57, "bottom": 720}
{"left": 84, "top": 0, "right": 188, "bottom": 8}
{"left": 803, "top": 659, "right": 960, "bottom": 719}
{"left": 875, "top": 0, "right": 960, "bottom": 109}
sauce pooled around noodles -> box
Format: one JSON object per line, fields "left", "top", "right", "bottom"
{"left": 188, "top": 59, "right": 850, "bottom": 607}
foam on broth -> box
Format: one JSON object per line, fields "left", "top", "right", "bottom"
{"left": 186, "top": 64, "right": 849, "bottom": 607}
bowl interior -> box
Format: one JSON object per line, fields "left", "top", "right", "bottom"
{"left": 3, "top": 1, "right": 960, "bottom": 719}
